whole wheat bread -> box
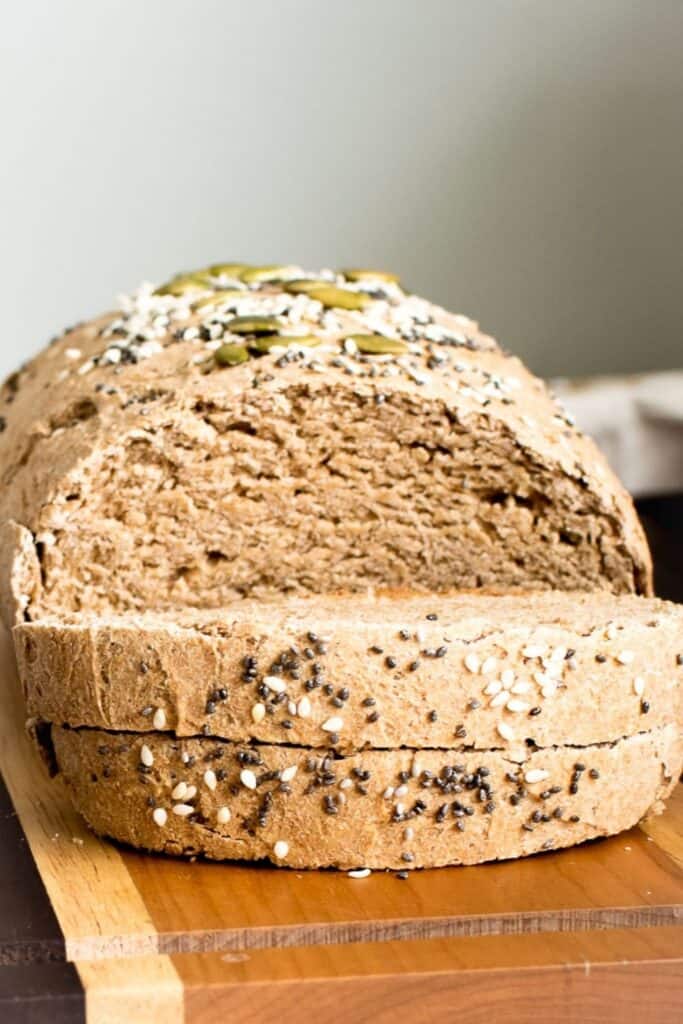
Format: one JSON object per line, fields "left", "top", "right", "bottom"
{"left": 0, "top": 266, "right": 651, "bottom": 626}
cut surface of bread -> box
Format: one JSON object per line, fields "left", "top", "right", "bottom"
{"left": 0, "top": 265, "right": 651, "bottom": 626}
{"left": 49, "top": 723, "right": 681, "bottom": 870}
{"left": 16, "top": 591, "right": 683, "bottom": 755}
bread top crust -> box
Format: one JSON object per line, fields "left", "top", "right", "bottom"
{"left": 0, "top": 265, "right": 652, "bottom": 594}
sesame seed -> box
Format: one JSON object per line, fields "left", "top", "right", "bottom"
{"left": 184, "top": 785, "right": 197, "bottom": 800}
{"left": 489, "top": 691, "right": 508, "bottom": 708}
{"left": 529, "top": 706, "right": 542, "bottom": 716}
{"left": 396, "top": 870, "right": 409, "bottom": 879}
{"left": 280, "top": 765, "right": 298, "bottom": 783}
{"left": 510, "top": 681, "right": 532, "bottom": 694}
{"left": 641, "top": 700, "right": 650, "bottom": 714}
{"left": 204, "top": 769, "right": 217, "bottom": 791}
{"left": 521, "top": 644, "right": 545, "bottom": 659}
{"left": 633, "top": 677, "right": 645, "bottom": 696}
{"left": 153, "top": 708, "right": 167, "bottom": 730}
{"left": 483, "top": 680, "right": 503, "bottom": 696}
{"left": 616, "top": 650, "right": 634, "bottom": 665}
{"left": 298, "top": 696, "right": 312, "bottom": 718}
{"left": 217, "top": 806, "right": 231, "bottom": 824}
{"left": 172, "top": 804, "right": 194, "bottom": 817}
{"left": 606, "top": 624, "right": 618, "bottom": 640}
{"left": 464, "top": 653, "right": 480, "bottom": 674}
{"left": 506, "top": 698, "right": 530, "bottom": 713}
{"left": 480, "top": 656, "right": 497, "bottom": 675}
{"left": 383, "top": 787, "right": 395, "bottom": 799}
{"left": 385, "top": 656, "right": 397, "bottom": 669}
{"left": 348, "top": 868, "right": 371, "bottom": 878}
{"left": 497, "top": 722, "right": 514, "bottom": 741}
{"left": 321, "top": 716, "right": 344, "bottom": 732}
{"left": 524, "top": 769, "right": 549, "bottom": 784}
{"left": 140, "top": 744, "right": 154, "bottom": 767}
{"left": 248, "top": 700, "right": 264, "bottom": 724}
{"left": 589, "top": 768, "right": 600, "bottom": 780}
{"left": 171, "top": 782, "right": 187, "bottom": 801}
{"left": 265, "top": 675, "right": 287, "bottom": 693}
{"left": 273, "top": 840, "right": 289, "bottom": 860}
{"left": 152, "top": 807, "right": 167, "bottom": 827}
{"left": 339, "top": 778, "right": 353, "bottom": 790}
{"left": 501, "top": 669, "right": 515, "bottom": 686}
{"left": 240, "top": 769, "right": 257, "bottom": 789}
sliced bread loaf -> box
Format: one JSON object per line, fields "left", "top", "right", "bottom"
{"left": 0, "top": 264, "right": 651, "bottom": 626}
{"left": 48, "top": 722, "right": 681, "bottom": 869}
{"left": 16, "top": 591, "right": 683, "bottom": 755}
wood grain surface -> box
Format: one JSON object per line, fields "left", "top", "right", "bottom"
{"left": 1, "top": 497, "right": 681, "bottom": 1021}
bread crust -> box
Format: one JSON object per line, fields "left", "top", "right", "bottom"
{"left": 50, "top": 723, "right": 681, "bottom": 869}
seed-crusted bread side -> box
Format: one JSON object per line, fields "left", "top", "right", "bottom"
{"left": 0, "top": 264, "right": 651, "bottom": 626}
{"left": 49, "top": 723, "right": 681, "bottom": 869}
{"left": 16, "top": 592, "right": 683, "bottom": 755}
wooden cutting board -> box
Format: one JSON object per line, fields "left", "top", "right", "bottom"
{"left": 1, "top": 618, "right": 682, "bottom": 1024}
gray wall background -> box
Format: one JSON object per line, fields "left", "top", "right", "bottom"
{"left": 1, "top": 0, "right": 681, "bottom": 381}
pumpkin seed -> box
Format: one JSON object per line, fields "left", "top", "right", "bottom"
{"left": 215, "top": 344, "right": 250, "bottom": 366}
{"left": 193, "top": 289, "right": 244, "bottom": 311}
{"left": 348, "top": 334, "right": 408, "bottom": 355}
{"left": 284, "top": 279, "right": 331, "bottom": 295}
{"left": 225, "top": 315, "right": 284, "bottom": 335}
{"left": 342, "top": 268, "right": 400, "bottom": 284}
{"left": 248, "top": 334, "right": 321, "bottom": 353}
{"left": 301, "top": 285, "right": 371, "bottom": 311}
{"left": 208, "top": 263, "right": 251, "bottom": 278}
{"left": 240, "top": 264, "right": 299, "bottom": 284}
{"left": 154, "top": 273, "right": 214, "bottom": 296}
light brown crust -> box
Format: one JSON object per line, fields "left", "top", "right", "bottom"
{"left": 16, "top": 592, "right": 683, "bottom": 755}
{"left": 0, "top": 271, "right": 652, "bottom": 623}
{"left": 51, "top": 723, "right": 682, "bottom": 870}
{"left": 0, "top": 519, "right": 41, "bottom": 628}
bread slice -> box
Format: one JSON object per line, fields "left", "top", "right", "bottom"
{"left": 0, "top": 266, "right": 651, "bottom": 627}
{"left": 49, "top": 722, "right": 681, "bottom": 869}
{"left": 16, "top": 592, "right": 683, "bottom": 755}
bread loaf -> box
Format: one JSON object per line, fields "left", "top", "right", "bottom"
{"left": 0, "top": 264, "right": 651, "bottom": 626}
{"left": 16, "top": 591, "right": 683, "bottom": 755}
{"left": 48, "top": 722, "right": 681, "bottom": 869}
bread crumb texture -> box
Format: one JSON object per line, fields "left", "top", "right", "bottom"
{"left": 0, "top": 264, "right": 651, "bottom": 625}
